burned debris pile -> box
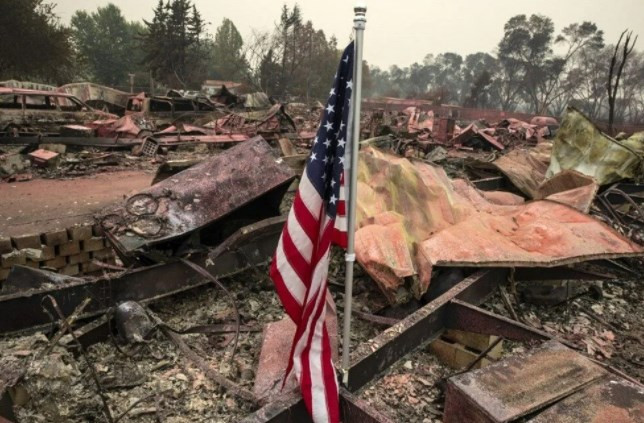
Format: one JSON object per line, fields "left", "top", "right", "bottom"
{"left": 0, "top": 92, "right": 643, "bottom": 423}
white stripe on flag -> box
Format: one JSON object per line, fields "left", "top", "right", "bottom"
{"left": 275, "top": 237, "right": 306, "bottom": 306}
{"left": 287, "top": 210, "right": 313, "bottom": 263}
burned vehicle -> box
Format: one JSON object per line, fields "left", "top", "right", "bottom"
{"left": 125, "top": 93, "right": 219, "bottom": 129}
{"left": 0, "top": 87, "right": 117, "bottom": 136}
{"left": 58, "top": 82, "right": 131, "bottom": 116}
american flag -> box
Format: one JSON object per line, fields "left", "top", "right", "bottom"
{"left": 270, "top": 41, "right": 354, "bottom": 423}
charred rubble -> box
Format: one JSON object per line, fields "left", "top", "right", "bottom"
{"left": 0, "top": 87, "right": 643, "bottom": 423}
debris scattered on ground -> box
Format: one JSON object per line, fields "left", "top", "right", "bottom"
{"left": 1, "top": 81, "right": 643, "bottom": 422}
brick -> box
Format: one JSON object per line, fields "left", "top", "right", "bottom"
{"left": 443, "top": 329, "right": 501, "bottom": 353}
{"left": 0, "top": 237, "right": 12, "bottom": 254}
{"left": 43, "top": 256, "right": 67, "bottom": 269}
{"left": 11, "top": 233, "right": 41, "bottom": 250}
{"left": 28, "top": 149, "right": 59, "bottom": 167}
{"left": 42, "top": 229, "right": 69, "bottom": 246}
{"left": 67, "top": 252, "right": 91, "bottom": 265}
{"left": 60, "top": 264, "right": 80, "bottom": 276}
{"left": 0, "top": 268, "right": 9, "bottom": 281}
{"left": 40, "top": 245, "right": 55, "bottom": 261}
{"left": 92, "top": 224, "right": 104, "bottom": 237}
{"left": 25, "top": 259, "right": 40, "bottom": 269}
{"left": 67, "top": 225, "right": 93, "bottom": 241}
{"left": 38, "top": 143, "right": 66, "bottom": 154}
{"left": 82, "top": 237, "right": 105, "bottom": 252}
{"left": 429, "top": 338, "right": 497, "bottom": 370}
{"left": 92, "top": 248, "right": 114, "bottom": 261}
{"left": 1, "top": 250, "right": 26, "bottom": 268}
{"left": 58, "top": 241, "right": 80, "bottom": 257}
{"left": 21, "top": 247, "right": 48, "bottom": 262}
{"left": 253, "top": 302, "right": 336, "bottom": 399}
{"left": 81, "top": 261, "right": 101, "bottom": 273}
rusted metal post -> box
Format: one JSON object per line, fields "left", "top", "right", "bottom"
{"left": 341, "top": 1, "right": 366, "bottom": 387}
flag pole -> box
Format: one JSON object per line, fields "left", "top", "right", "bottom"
{"left": 341, "top": 1, "right": 366, "bottom": 387}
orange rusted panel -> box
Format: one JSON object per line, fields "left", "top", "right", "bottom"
{"left": 355, "top": 148, "right": 643, "bottom": 303}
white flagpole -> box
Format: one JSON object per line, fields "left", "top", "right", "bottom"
{"left": 341, "top": 1, "right": 366, "bottom": 387}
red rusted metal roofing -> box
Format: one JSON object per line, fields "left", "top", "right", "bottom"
{"left": 354, "top": 148, "right": 643, "bottom": 304}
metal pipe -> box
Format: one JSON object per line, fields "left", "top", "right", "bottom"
{"left": 341, "top": 1, "right": 366, "bottom": 387}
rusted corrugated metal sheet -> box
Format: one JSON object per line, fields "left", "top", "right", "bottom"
{"left": 354, "top": 148, "right": 643, "bottom": 304}
{"left": 101, "top": 136, "right": 296, "bottom": 252}
{"left": 547, "top": 107, "right": 644, "bottom": 185}
{"left": 451, "top": 123, "right": 505, "bottom": 150}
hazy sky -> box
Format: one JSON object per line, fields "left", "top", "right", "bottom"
{"left": 54, "top": 0, "right": 644, "bottom": 69}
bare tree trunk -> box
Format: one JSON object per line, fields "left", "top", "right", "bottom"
{"left": 607, "top": 30, "right": 637, "bottom": 135}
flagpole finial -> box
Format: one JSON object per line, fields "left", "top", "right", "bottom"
{"left": 354, "top": 2, "right": 367, "bottom": 28}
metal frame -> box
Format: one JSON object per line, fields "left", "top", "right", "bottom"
{"left": 0, "top": 247, "right": 634, "bottom": 422}
{"left": 243, "top": 268, "right": 564, "bottom": 422}
{"left": 0, "top": 217, "right": 286, "bottom": 334}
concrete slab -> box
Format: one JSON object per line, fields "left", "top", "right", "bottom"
{"left": 528, "top": 377, "right": 644, "bottom": 423}
{"left": 444, "top": 340, "right": 607, "bottom": 422}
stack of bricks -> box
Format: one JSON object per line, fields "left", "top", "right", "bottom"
{"left": 0, "top": 224, "right": 117, "bottom": 284}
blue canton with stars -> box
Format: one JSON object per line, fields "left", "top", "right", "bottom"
{"left": 307, "top": 41, "right": 354, "bottom": 219}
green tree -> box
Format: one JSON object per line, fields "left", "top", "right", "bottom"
{"left": 212, "top": 18, "right": 247, "bottom": 81}
{"left": 71, "top": 4, "right": 144, "bottom": 86}
{"left": 0, "top": 0, "right": 75, "bottom": 84}
{"left": 461, "top": 53, "right": 496, "bottom": 108}
{"left": 142, "top": 0, "right": 207, "bottom": 88}
{"left": 497, "top": 15, "right": 604, "bottom": 114}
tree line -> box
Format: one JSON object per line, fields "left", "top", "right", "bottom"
{"left": 0, "top": 0, "right": 340, "bottom": 102}
{"left": 367, "top": 16, "right": 642, "bottom": 124}
{"left": 0, "top": 1, "right": 641, "bottom": 124}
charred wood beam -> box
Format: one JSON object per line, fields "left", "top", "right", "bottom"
{"left": 513, "top": 265, "right": 616, "bottom": 281}
{"left": 445, "top": 300, "right": 552, "bottom": 343}
{"left": 239, "top": 394, "right": 308, "bottom": 423}
{"left": 240, "top": 390, "right": 393, "bottom": 423}
{"left": 346, "top": 268, "right": 506, "bottom": 392}
{"left": 339, "top": 389, "right": 395, "bottom": 423}
{"left": 0, "top": 136, "right": 140, "bottom": 148}
{"left": 0, "top": 217, "right": 285, "bottom": 334}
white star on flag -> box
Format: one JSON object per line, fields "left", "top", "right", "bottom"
{"left": 324, "top": 121, "right": 334, "bottom": 131}
{"left": 326, "top": 104, "right": 335, "bottom": 114}
{"left": 346, "top": 79, "right": 353, "bottom": 90}
{"left": 310, "top": 152, "right": 317, "bottom": 162}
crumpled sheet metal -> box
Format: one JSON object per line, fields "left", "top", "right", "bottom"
{"left": 547, "top": 107, "right": 644, "bottom": 185}
{"left": 494, "top": 143, "right": 599, "bottom": 212}
{"left": 402, "top": 107, "right": 433, "bottom": 134}
{"left": 91, "top": 115, "right": 155, "bottom": 138}
{"left": 354, "top": 148, "right": 643, "bottom": 304}
{"left": 451, "top": 123, "right": 505, "bottom": 150}
{"left": 493, "top": 143, "right": 552, "bottom": 198}
{"left": 102, "top": 136, "right": 296, "bottom": 252}
{"left": 535, "top": 170, "right": 598, "bottom": 213}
